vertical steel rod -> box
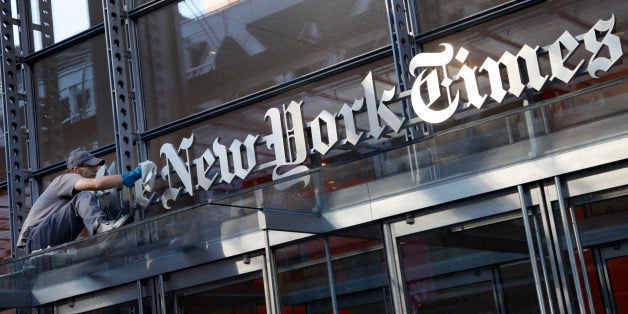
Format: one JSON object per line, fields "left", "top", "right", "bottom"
{"left": 518, "top": 185, "right": 547, "bottom": 314}
{"left": 136, "top": 280, "right": 143, "bottom": 314}
{"left": 158, "top": 274, "right": 166, "bottom": 314}
{"left": 543, "top": 183, "right": 574, "bottom": 313}
{"left": 568, "top": 204, "right": 596, "bottom": 313}
{"left": 536, "top": 186, "right": 564, "bottom": 313}
{"left": 382, "top": 222, "right": 407, "bottom": 314}
{"left": 263, "top": 229, "right": 280, "bottom": 314}
{"left": 324, "top": 236, "right": 339, "bottom": 314}
{"left": 554, "top": 176, "right": 586, "bottom": 313}
{"left": 532, "top": 214, "right": 556, "bottom": 314}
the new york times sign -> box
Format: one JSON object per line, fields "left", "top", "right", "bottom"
{"left": 136, "top": 16, "right": 623, "bottom": 208}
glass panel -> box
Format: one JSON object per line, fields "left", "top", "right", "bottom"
{"left": 275, "top": 238, "right": 332, "bottom": 313}
{"left": 137, "top": 0, "right": 390, "bottom": 128}
{"left": 572, "top": 190, "right": 628, "bottom": 313}
{"left": 29, "top": 0, "right": 104, "bottom": 51}
{"left": 0, "top": 190, "right": 10, "bottom": 261}
{"left": 608, "top": 256, "right": 628, "bottom": 313}
{"left": 33, "top": 34, "right": 114, "bottom": 167}
{"left": 329, "top": 226, "right": 393, "bottom": 313}
{"left": 0, "top": 203, "right": 258, "bottom": 306}
{"left": 145, "top": 58, "right": 398, "bottom": 215}
{"left": 499, "top": 260, "right": 540, "bottom": 313}
{"left": 171, "top": 273, "right": 266, "bottom": 313}
{"left": 398, "top": 212, "right": 541, "bottom": 313}
{"left": 415, "top": 0, "right": 511, "bottom": 32}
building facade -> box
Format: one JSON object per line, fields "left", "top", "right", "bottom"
{"left": 0, "top": 0, "right": 626, "bottom": 313}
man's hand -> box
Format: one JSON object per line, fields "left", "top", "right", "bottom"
{"left": 121, "top": 160, "right": 157, "bottom": 188}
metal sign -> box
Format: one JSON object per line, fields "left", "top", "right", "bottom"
{"left": 141, "top": 16, "right": 623, "bottom": 208}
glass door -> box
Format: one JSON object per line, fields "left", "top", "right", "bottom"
{"left": 390, "top": 190, "right": 543, "bottom": 313}
{"left": 572, "top": 190, "right": 628, "bottom": 313}
{"left": 162, "top": 255, "right": 266, "bottom": 314}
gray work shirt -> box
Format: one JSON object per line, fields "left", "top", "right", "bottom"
{"left": 17, "top": 173, "right": 82, "bottom": 247}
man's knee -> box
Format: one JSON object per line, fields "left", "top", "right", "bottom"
{"left": 71, "top": 191, "right": 104, "bottom": 217}
{"left": 74, "top": 190, "right": 97, "bottom": 202}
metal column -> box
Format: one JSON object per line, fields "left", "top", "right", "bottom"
{"left": 102, "top": 0, "right": 136, "bottom": 180}
{"left": 102, "top": 0, "right": 138, "bottom": 218}
{"left": 0, "top": 0, "right": 28, "bottom": 259}
{"left": 385, "top": 0, "right": 423, "bottom": 141}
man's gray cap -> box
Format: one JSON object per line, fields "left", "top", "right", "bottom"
{"left": 67, "top": 150, "right": 105, "bottom": 170}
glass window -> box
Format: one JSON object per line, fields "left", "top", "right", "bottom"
{"left": 398, "top": 212, "right": 541, "bottom": 313}
{"left": 144, "top": 58, "right": 399, "bottom": 214}
{"left": 29, "top": 0, "right": 104, "bottom": 51}
{"left": 329, "top": 226, "right": 393, "bottom": 313}
{"left": 415, "top": 0, "right": 511, "bottom": 32}
{"left": 275, "top": 238, "right": 332, "bottom": 313}
{"left": 136, "top": 0, "right": 390, "bottom": 128}
{"left": 171, "top": 274, "right": 266, "bottom": 313}
{"left": 33, "top": 34, "right": 114, "bottom": 167}
{"left": 0, "top": 190, "right": 10, "bottom": 261}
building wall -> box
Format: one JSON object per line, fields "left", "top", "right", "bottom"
{"left": 0, "top": 0, "right": 626, "bottom": 312}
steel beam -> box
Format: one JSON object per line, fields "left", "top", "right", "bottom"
{"left": 102, "top": 0, "right": 136, "bottom": 211}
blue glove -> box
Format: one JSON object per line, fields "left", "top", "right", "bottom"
{"left": 121, "top": 165, "right": 142, "bottom": 187}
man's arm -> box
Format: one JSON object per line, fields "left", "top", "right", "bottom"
{"left": 74, "top": 175, "right": 124, "bottom": 191}
{"left": 73, "top": 161, "right": 155, "bottom": 192}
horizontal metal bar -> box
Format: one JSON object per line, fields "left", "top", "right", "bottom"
{"left": 127, "top": 0, "right": 180, "bottom": 18}
{"left": 413, "top": 0, "right": 544, "bottom": 45}
{"left": 22, "top": 25, "right": 105, "bottom": 64}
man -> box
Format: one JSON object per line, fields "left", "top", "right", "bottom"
{"left": 17, "top": 149, "right": 156, "bottom": 253}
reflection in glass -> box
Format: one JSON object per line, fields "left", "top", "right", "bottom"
{"left": 399, "top": 213, "right": 540, "bottom": 313}
{"left": 275, "top": 238, "right": 332, "bottom": 313}
{"left": 415, "top": 0, "right": 510, "bottom": 32}
{"left": 29, "top": 0, "right": 104, "bottom": 51}
{"left": 137, "top": 0, "right": 390, "bottom": 128}
{"left": 329, "top": 227, "right": 393, "bottom": 313}
{"left": 33, "top": 34, "right": 113, "bottom": 167}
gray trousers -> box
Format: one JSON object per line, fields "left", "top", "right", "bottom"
{"left": 26, "top": 191, "right": 103, "bottom": 253}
